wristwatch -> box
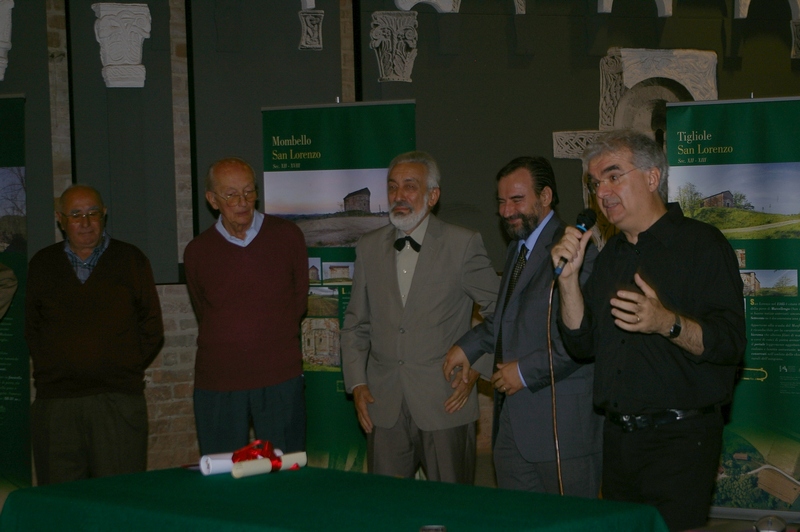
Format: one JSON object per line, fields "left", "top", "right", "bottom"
{"left": 668, "top": 312, "right": 682, "bottom": 339}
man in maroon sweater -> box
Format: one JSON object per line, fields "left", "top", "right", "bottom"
{"left": 26, "top": 185, "right": 164, "bottom": 484}
{"left": 184, "top": 157, "right": 309, "bottom": 455}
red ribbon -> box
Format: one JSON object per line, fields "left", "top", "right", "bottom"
{"left": 231, "top": 440, "right": 285, "bottom": 472}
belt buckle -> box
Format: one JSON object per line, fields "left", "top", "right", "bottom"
{"left": 634, "top": 414, "right": 653, "bottom": 431}
{"left": 620, "top": 414, "right": 636, "bottom": 433}
{"left": 668, "top": 409, "right": 685, "bottom": 421}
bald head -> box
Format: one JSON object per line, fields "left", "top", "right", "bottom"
{"left": 58, "top": 185, "right": 105, "bottom": 213}
{"left": 205, "top": 157, "right": 256, "bottom": 192}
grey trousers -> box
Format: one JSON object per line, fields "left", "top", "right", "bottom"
{"left": 367, "top": 398, "right": 476, "bottom": 484}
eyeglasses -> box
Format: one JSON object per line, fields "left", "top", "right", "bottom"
{"left": 586, "top": 167, "right": 641, "bottom": 195}
{"left": 213, "top": 190, "right": 258, "bottom": 206}
{"left": 60, "top": 210, "right": 104, "bottom": 223}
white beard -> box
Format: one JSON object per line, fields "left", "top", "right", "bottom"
{"left": 389, "top": 194, "right": 430, "bottom": 233}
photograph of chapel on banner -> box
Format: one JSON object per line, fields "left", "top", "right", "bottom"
{"left": 667, "top": 97, "right": 800, "bottom": 520}
{"left": 263, "top": 101, "right": 415, "bottom": 472}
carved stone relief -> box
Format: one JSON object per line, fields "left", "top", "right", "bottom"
{"left": 92, "top": 3, "right": 151, "bottom": 88}
{"left": 555, "top": 47, "right": 717, "bottom": 160}
{"left": 654, "top": 0, "right": 673, "bottom": 17}
{"left": 0, "top": 0, "right": 13, "bottom": 81}
{"left": 553, "top": 47, "right": 718, "bottom": 248}
{"left": 790, "top": 0, "right": 800, "bottom": 19}
{"left": 298, "top": 10, "right": 324, "bottom": 51}
{"left": 734, "top": 0, "right": 752, "bottom": 18}
{"left": 300, "top": 0, "right": 315, "bottom": 9}
{"left": 371, "top": 11, "right": 418, "bottom": 82}
{"left": 619, "top": 48, "right": 717, "bottom": 102}
{"left": 791, "top": 1, "right": 800, "bottom": 59}
{"left": 598, "top": 51, "right": 624, "bottom": 131}
{"left": 395, "top": 0, "right": 460, "bottom": 13}
{"left": 552, "top": 131, "right": 602, "bottom": 160}
{"left": 515, "top": 0, "right": 526, "bottom": 15}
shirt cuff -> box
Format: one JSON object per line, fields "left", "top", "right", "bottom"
{"left": 517, "top": 364, "right": 527, "bottom": 387}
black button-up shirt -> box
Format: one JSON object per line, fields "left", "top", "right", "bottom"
{"left": 560, "top": 203, "right": 746, "bottom": 414}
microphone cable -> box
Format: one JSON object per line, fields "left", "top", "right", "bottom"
{"left": 546, "top": 277, "right": 564, "bottom": 495}
{"left": 546, "top": 208, "right": 596, "bottom": 495}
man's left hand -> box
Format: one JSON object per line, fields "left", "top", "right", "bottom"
{"left": 611, "top": 273, "right": 673, "bottom": 335}
{"left": 491, "top": 362, "right": 523, "bottom": 396}
{"left": 445, "top": 368, "right": 479, "bottom": 413}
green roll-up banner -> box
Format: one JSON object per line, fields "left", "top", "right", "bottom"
{"left": 263, "top": 102, "right": 415, "bottom": 471}
{"left": 667, "top": 97, "right": 800, "bottom": 519}
{"left": 0, "top": 96, "right": 31, "bottom": 491}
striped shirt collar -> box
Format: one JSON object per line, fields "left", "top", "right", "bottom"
{"left": 64, "top": 231, "right": 111, "bottom": 283}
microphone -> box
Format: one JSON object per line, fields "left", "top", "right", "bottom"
{"left": 554, "top": 209, "right": 597, "bottom": 277}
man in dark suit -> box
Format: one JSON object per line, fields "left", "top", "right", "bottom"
{"left": 444, "top": 157, "right": 602, "bottom": 495}
{"left": 341, "top": 151, "right": 499, "bottom": 484}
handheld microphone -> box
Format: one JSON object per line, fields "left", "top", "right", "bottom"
{"left": 554, "top": 209, "right": 597, "bottom": 277}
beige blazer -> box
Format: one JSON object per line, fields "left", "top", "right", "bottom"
{"left": 341, "top": 214, "right": 499, "bottom": 431}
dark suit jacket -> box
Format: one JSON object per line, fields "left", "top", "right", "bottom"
{"left": 341, "top": 214, "right": 500, "bottom": 431}
{"left": 457, "top": 213, "right": 603, "bottom": 462}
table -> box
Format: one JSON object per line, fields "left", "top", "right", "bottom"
{"left": 0, "top": 467, "right": 668, "bottom": 531}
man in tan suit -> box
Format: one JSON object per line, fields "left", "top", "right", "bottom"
{"left": 341, "top": 151, "right": 499, "bottom": 484}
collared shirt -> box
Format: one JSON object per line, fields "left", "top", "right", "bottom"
{"left": 395, "top": 215, "right": 430, "bottom": 307}
{"left": 64, "top": 231, "right": 110, "bottom": 284}
{"left": 560, "top": 203, "right": 746, "bottom": 414}
{"left": 215, "top": 210, "right": 264, "bottom": 247}
{"left": 514, "top": 210, "right": 554, "bottom": 387}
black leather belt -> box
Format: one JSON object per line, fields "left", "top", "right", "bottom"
{"left": 606, "top": 405, "right": 717, "bottom": 433}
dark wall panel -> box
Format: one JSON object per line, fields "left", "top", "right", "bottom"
{"left": 68, "top": 0, "right": 179, "bottom": 283}
{"left": 189, "top": 0, "right": 343, "bottom": 237}
{"left": 359, "top": 0, "right": 800, "bottom": 269}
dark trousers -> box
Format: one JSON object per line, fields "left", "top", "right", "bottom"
{"left": 602, "top": 411, "right": 724, "bottom": 532}
{"left": 194, "top": 375, "right": 306, "bottom": 455}
{"left": 493, "top": 402, "right": 601, "bottom": 496}
{"left": 31, "top": 392, "right": 148, "bottom": 485}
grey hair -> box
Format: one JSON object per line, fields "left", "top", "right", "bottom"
{"left": 582, "top": 130, "right": 669, "bottom": 204}
{"left": 205, "top": 157, "right": 256, "bottom": 192}
{"left": 387, "top": 151, "right": 441, "bottom": 190}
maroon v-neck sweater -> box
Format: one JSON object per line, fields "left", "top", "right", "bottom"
{"left": 184, "top": 215, "right": 308, "bottom": 391}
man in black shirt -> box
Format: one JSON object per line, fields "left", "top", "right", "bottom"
{"left": 551, "top": 130, "right": 745, "bottom": 532}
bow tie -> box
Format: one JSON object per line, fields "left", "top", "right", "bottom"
{"left": 394, "top": 236, "right": 421, "bottom": 252}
